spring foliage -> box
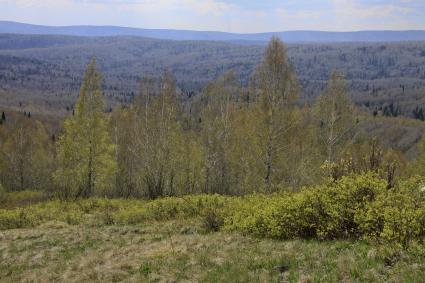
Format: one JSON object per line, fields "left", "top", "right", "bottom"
{"left": 54, "top": 59, "right": 116, "bottom": 198}
{"left": 1, "top": 37, "right": 411, "bottom": 197}
{"left": 0, "top": 174, "right": 424, "bottom": 247}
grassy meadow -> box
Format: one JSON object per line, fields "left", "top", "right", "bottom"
{"left": 1, "top": 218, "right": 425, "bottom": 282}
{"left": 1, "top": 173, "right": 425, "bottom": 283}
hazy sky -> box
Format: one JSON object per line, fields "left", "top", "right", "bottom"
{"left": 1, "top": 0, "right": 424, "bottom": 33}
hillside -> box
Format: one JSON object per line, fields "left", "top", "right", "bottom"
{"left": 2, "top": 21, "right": 425, "bottom": 43}
{"left": 3, "top": 1, "right": 425, "bottom": 282}
{"left": 1, "top": 193, "right": 425, "bottom": 282}
{"left": 0, "top": 34, "right": 425, "bottom": 116}
{"left": 1, "top": 215, "right": 423, "bottom": 282}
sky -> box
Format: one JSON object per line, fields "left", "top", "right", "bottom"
{"left": 0, "top": 0, "right": 424, "bottom": 33}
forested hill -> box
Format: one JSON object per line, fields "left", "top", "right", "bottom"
{"left": 2, "top": 21, "right": 425, "bottom": 42}
{"left": 1, "top": 33, "right": 425, "bottom": 118}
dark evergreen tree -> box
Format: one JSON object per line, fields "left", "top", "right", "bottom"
{"left": 413, "top": 106, "right": 424, "bottom": 121}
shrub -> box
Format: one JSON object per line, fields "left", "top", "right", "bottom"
{"left": 357, "top": 176, "right": 425, "bottom": 247}
{"left": 113, "top": 207, "right": 147, "bottom": 225}
{"left": 224, "top": 173, "right": 425, "bottom": 246}
{"left": 225, "top": 173, "right": 389, "bottom": 240}
{"left": 314, "top": 173, "right": 388, "bottom": 239}
{"left": 0, "top": 190, "right": 45, "bottom": 209}
{"left": 0, "top": 207, "right": 40, "bottom": 230}
{"left": 0, "top": 174, "right": 424, "bottom": 247}
{"left": 202, "top": 208, "right": 224, "bottom": 232}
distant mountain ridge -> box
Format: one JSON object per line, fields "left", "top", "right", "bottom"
{"left": 1, "top": 21, "right": 425, "bottom": 43}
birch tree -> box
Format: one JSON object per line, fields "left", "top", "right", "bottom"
{"left": 201, "top": 71, "right": 239, "bottom": 194}
{"left": 314, "top": 71, "right": 356, "bottom": 177}
{"left": 255, "top": 37, "right": 299, "bottom": 191}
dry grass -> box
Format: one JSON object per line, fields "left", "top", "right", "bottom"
{"left": 0, "top": 219, "right": 424, "bottom": 283}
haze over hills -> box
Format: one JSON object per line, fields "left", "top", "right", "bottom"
{"left": 1, "top": 33, "right": 425, "bottom": 121}
{"left": 2, "top": 21, "right": 425, "bottom": 43}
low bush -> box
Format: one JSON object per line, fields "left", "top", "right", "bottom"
{"left": 0, "top": 190, "right": 46, "bottom": 209}
{"left": 225, "top": 173, "right": 425, "bottom": 247}
{"left": 0, "top": 207, "right": 41, "bottom": 230}
{"left": 0, "top": 173, "right": 424, "bottom": 247}
{"left": 202, "top": 208, "right": 224, "bottom": 232}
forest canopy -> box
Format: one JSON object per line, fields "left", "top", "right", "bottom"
{"left": 1, "top": 34, "right": 425, "bottom": 119}
{"left": 0, "top": 37, "right": 418, "bottom": 198}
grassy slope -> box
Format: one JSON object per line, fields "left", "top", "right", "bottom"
{"left": 1, "top": 219, "right": 424, "bottom": 283}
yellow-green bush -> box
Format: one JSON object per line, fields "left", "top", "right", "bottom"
{"left": 0, "top": 174, "right": 424, "bottom": 247}
{"left": 0, "top": 207, "right": 41, "bottom": 230}
{"left": 225, "top": 173, "right": 425, "bottom": 246}
{"left": 0, "top": 190, "right": 46, "bottom": 209}
{"left": 225, "top": 173, "right": 389, "bottom": 240}
{"left": 356, "top": 176, "right": 425, "bottom": 247}
{"left": 312, "top": 173, "right": 388, "bottom": 239}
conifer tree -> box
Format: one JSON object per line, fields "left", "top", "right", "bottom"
{"left": 54, "top": 59, "right": 116, "bottom": 198}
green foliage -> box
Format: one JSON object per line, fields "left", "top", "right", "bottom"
{"left": 134, "top": 72, "right": 186, "bottom": 198}
{"left": 254, "top": 37, "right": 300, "bottom": 191}
{"left": 0, "top": 195, "right": 229, "bottom": 231}
{"left": 54, "top": 59, "right": 116, "bottom": 198}
{"left": 1, "top": 38, "right": 420, "bottom": 198}
{"left": 0, "top": 117, "right": 54, "bottom": 191}
{"left": 0, "top": 207, "right": 40, "bottom": 230}
{"left": 1, "top": 174, "right": 423, "bottom": 247}
{"left": 139, "top": 261, "right": 158, "bottom": 276}
{"left": 1, "top": 190, "right": 45, "bottom": 208}
{"left": 225, "top": 173, "right": 425, "bottom": 246}
{"left": 314, "top": 72, "right": 356, "bottom": 168}
{"left": 1, "top": 38, "right": 424, "bottom": 251}
{"left": 356, "top": 176, "right": 425, "bottom": 247}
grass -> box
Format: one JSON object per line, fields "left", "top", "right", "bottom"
{"left": 1, "top": 219, "right": 425, "bottom": 282}
{"left": 1, "top": 183, "right": 425, "bottom": 282}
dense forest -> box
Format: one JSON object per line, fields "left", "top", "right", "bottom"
{"left": 1, "top": 34, "right": 425, "bottom": 119}
{"left": 1, "top": 37, "right": 423, "bottom": 198}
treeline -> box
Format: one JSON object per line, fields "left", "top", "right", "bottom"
{"left": 0, "top": 38, "right": 421, "bottom": 199}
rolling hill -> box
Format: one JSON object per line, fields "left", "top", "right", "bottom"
{"left": 2, "top": 21, "right": 425, "bottom": 43}
{"left": 0, "top": 33, "right": 425, "bottom": 119}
